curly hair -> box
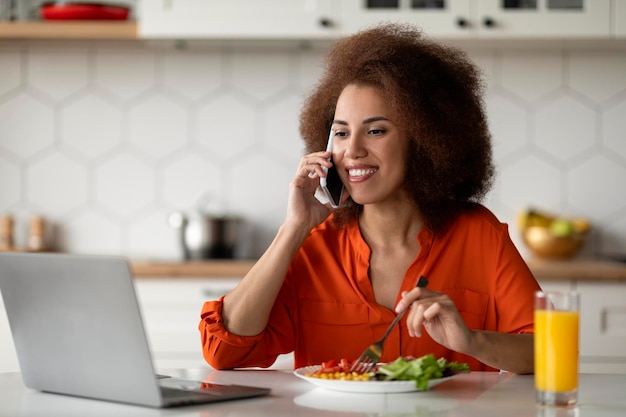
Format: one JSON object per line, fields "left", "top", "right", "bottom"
{"left": 299, "top": 23, "right": 494, "bottom": 235}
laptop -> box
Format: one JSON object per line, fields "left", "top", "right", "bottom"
{"left": 0, "top": 252, "right": 270, "bottom": 408}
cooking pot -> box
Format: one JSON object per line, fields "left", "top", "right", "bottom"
{"left": 169, "top": 210, "right": 241, "bottom": 260}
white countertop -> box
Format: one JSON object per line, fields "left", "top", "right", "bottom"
{"left": 1, "top": 369, "right": 625, "bottom": 416}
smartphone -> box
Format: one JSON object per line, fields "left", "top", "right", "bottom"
{"left": 320, "top": 129, "right": 345, "bottom": 208}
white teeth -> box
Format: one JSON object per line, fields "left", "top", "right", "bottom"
{"left": 348, "top": 168, "right": 377, "bottom": 177}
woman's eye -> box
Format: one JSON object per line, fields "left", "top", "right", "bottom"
{"left": 335, "top": 130, "right": 348, "bottom": 137}
{"left": 369, "top": 128, "right": 386, "bottom": 135}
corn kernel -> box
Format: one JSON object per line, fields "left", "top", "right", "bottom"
{"left": 309, "top": 370, "right": 372, "bottom": 381}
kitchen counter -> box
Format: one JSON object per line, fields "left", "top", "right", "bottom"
{"left": 130, "top": 258, "right": 626, "bottom": 281}
{"left": 130, "top": 259, "right": 256, "bottom": 278}
{"left": 1, "top": 370, "right": 625, "bottom": 416}
{"left": 526, "top": 258, "right": 626, "bottom": 281}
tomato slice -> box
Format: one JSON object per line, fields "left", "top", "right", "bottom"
{"left": 315, "top": 358, "right": 358, "bottom": 375}
{"left": 339, "top": 358, "right": 353, "bottom": 370}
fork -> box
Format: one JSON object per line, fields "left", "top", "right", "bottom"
{"left": 350, "top": 275, "right": 429, "bottom": 374}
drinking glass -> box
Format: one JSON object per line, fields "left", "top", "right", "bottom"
{"left": 534, "top": 291, "right": 580, "bottom": 407}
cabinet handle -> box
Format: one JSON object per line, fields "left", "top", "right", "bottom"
{"left": 456, "top": 17, "right": 468, "bottom": 28}
{"left": 483, "top": 17, "right": 495, "bottom": 28}
{"left": 319, "top": 17, "right": 333, "bottom": 28}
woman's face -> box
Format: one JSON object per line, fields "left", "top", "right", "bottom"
{"left": 331, "top": 84, "right": 410, "bottom": 207}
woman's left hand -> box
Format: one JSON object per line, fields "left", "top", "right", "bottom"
{"left": 396, "top": 287, "right": 475, "bottom": 355}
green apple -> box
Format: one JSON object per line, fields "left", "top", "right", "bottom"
{"left": 550, "top": 218, "right": 575, "bottom": 237}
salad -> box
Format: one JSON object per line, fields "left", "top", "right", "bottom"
{"left": 376, "top": 355, "right": 469, "bottom": 390}
{"left": 306, "top": 354, "right": 469, "bottom": 390}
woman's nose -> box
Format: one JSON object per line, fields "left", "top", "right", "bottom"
{"left": 343, "top": 134, "right": 367, "bottom": 159}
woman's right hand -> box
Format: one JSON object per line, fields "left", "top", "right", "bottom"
{"left": 286, "top": 150, "right": 336, "bottom": 230}
{"left": 220, "top": 150, "right": 345, "bottom": 337}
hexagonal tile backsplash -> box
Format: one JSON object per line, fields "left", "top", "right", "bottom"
{"left": 0, "top": 41, "right": 625, "bottom": 261}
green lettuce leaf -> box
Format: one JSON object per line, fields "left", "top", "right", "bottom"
{"left": 375, "top": 354, "right": 469, "bottom": 391}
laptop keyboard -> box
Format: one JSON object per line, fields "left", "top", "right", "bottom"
{"left": 161, "top": 386, "right": 205, "bottom": 398}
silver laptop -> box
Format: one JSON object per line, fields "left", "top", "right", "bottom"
{"left": 0, "top": 252, "right": 270, "bottom": 408}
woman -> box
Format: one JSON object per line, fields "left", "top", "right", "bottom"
{"left": 199, "top": 23, "right": 540, "bottom": 374}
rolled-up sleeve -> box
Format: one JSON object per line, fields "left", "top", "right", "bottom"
{"left": 199, "top": 281, "right": 297, "bottom": 369}
{"left": 199, "top": 297, "right": 265, "bottom": 369}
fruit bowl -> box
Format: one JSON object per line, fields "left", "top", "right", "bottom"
{"left": 522, "top": 226, "right": 588, "bottom": 259}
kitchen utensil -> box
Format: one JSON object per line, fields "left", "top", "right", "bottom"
{"left": 40, "top": 2, "right": 130, "bottom": 20}
{"left": 27, "top": 216, "right": 46, "bottom": 252}
{"left": 0, "top": 215, "right": 14, "bottom": 251}
{"left": 350, "top": 275, "right": 429, "bottom": 374}
{"left": 169, "top": 210, "right": 241, "bottom": 260}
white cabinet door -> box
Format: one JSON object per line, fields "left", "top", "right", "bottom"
{"left": 139, "top": 0, "right": 337, "bottom": 39}
{"left": 0, "top": 292, "right": 19, "bottom": 373}
{"left": 139, "top": 0, "right": 613, "bottom": 40}
{"left": 476, "top": 0, "right": 611, "bottom": 39}
{"left": 339, "top": 0, "right": 473, "bottom": 38}
{"left": 134, "top": 278, "right": 239, "bottom": 370}
{"left": 614, "top": 0, "right": 626, "bottom": 37}
{"left": 537, "top": 280, "right": 575, "bottom": 293}
{"left": 578, "top": 282, "right": 626, "bottom": 373}
{"left": 339, "top": 0, "right": 611, "bottom": 39}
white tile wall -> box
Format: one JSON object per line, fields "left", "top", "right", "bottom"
{"left": 0, "top": 40, "right": 625, "bottom": 260}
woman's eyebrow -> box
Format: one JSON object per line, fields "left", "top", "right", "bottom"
{"left": 332, "top": 116, "right": 389, "bottom": 126}
{"left": 363, "top": 116, "right": 389, "bottom": 124}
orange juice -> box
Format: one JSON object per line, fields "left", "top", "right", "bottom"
{"left": 534, "top": 309, "right": 579, "bottom": 392}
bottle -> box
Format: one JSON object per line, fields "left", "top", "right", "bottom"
{"left": 0, "top": 214, "right": 14, "bottom": 251}
{"left": 28, "top": 216, "right": 46, "bottom": 252}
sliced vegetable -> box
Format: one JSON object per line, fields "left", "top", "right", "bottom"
{"left": 307, "top": 358, "right": 375, "bottom": 380}
{"left": 375, "top": 354, "right": 469, "bottom": 390}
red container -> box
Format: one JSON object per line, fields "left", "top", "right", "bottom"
{"left": 40, "top": 3, "right": 130, "bottom": 21}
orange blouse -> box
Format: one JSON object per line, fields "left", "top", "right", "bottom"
{"left": 199, "top": 204, "right": 541, "bottom": 371}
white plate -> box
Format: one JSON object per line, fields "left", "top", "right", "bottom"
{"left": 294, "top": 365, "right": 454, "bottom": 393}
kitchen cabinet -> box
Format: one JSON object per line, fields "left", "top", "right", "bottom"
{"left": 0, "top": 1, "right": 618, "bottom": 41}
{"left": 133, "top": 277, "right": 239, "bottom": 370}
{"left": 138, "top": 0, "right": 337, "bottom": 39}
{"left": 614, "top": 0, "right": 626, "bottom": 37}
{"left": 340, "top": 0, "right": 611, "bottom": 40}
{"left": 0, "top": 292, "right": 19, "bottom": 372}
{"left": 578, "top": 282, "right": 626, "bottom": 373}
{"left": 338, "top": 0, "right": 472, "bottom": 38}
{"left": 475, "top": 0, "right": 611, "bottom": 39}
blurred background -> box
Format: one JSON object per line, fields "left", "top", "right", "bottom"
{"left": 0, "top": 0, "right": 625, "bottom": 261}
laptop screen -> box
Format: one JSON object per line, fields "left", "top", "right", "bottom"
{"left": 0, "top": 252, "right": 269, "bottom": 408}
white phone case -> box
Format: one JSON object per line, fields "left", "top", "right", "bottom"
{"left": 319, "top": 129, "right": 344, "bottom": 208}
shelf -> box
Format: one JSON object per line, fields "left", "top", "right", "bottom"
{"left": 0, "top": 21, "right": 137, "bottom": 40}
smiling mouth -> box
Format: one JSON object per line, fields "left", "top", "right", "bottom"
{"left": 348, "top": 168, "right": 377, "bottom": 177}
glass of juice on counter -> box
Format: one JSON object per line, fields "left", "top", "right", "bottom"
{"left": 534, "top": 291, "right": 580, "bottom": 407}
